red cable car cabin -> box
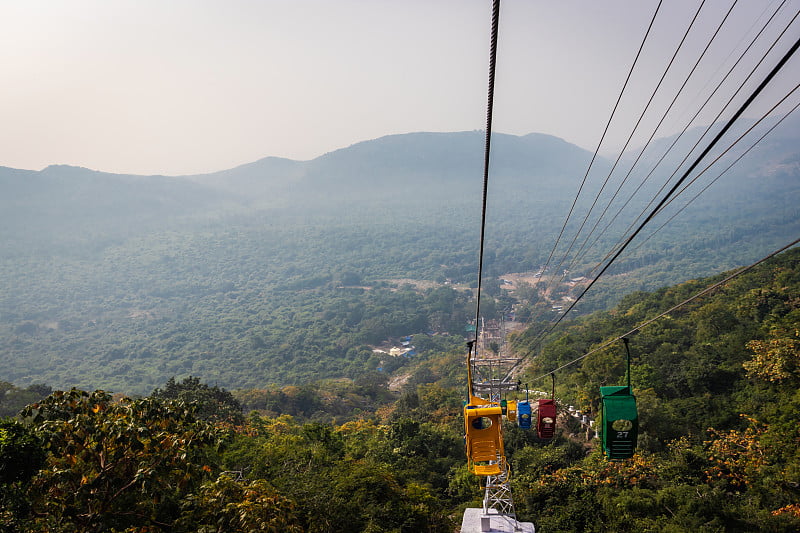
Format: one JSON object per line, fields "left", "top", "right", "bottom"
{"left": 537, "top": 399, "right": 556, "bottom": 439}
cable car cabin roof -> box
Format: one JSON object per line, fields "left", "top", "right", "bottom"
{"left": 600, "top": 385, "right": 634, "bottom": 397}
{"left": 466, "top": 393, "right": 493, "bottom": 406}
{"left": 464, "top": 405, "right": 503, "bottom": 418}
{"left": 600, "top": 386, "right": 638, "bottom": 420}
{"left": 537, "top": 398, "right": 556, "bottom": 416}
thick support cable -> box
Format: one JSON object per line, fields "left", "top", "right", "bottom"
{"left": 566, "top": 0, "right": 736, "bottom": 275}
{"left": 536, "top": 0, "right": 663, "bottom": 317}
{"left": 508, "top": 33, "right": 800, "bottom": 377}
{"left": 633, "top": 93, "right": 800, "bottom": 252}
{"left": 547, "top": 32, "right": 800, "bottom": 332}
{"left": 589, "top": 5, "right": 800, "bottom": 275}
{"left": 553, "top": 0, "right": 706, "bottom": 284}
{"left": 531, "top": 235, "right": 800, "bottom": 381}
{"left": 474, "top": 0, "right": 501, "bottom": 348}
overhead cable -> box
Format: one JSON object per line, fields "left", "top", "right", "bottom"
{"left": 589, "top": 6, "right": 800, "bottom": 275}
{"left": 531, "top": 235, "right": 800, "bottom": 382}
{"left": 535, "top": 0, "right": 664, "bottom": 301}
{"left": 565, "top": 0, "right": 739, "bottom": 274}
{"left": 473, "top": 0, "right": 501, "bottom": 347}
{"left": 513, "top": 32, "right": 800, "bottom": 367}
{"left": 633, "top": 89, "right": 800, "bottom": 252}
{"left": 540, "top": 0, "right": 708, "bottom": 303}
{"left": 587, "top": 1, "right": 792, "bottom": 272}
{"left": 551, "top": 32, "right": 800, "bottom": 328}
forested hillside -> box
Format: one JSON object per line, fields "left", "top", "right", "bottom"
{"left": 1, "top": 122, "right": 799, "bottom": 394}
{"left": 508, "top": 246, "right": 800, "bottom": 531}
{"left": 2, "top": 247, "right": 799, "bottom": 532}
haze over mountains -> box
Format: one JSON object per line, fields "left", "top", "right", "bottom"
{"left": 4, "top": 118, "right": 797, "bottom": 248}
{"left": 1, "top": 119, "right": 798, "bottom": 393}
{"left": 2, "top": 131, "right": 595, "bottom": 222}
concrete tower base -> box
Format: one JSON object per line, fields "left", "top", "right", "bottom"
{"left": 459, "top": 508, "right": 535, "bottom": 533}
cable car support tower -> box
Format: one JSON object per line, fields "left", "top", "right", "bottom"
{"left": 465, "top": 339, "right": 529, "bottom": 528}
{"left": 460, "top": 1, "right": 533, "bottom": 531}
{"left": 471, "top": 316, "right": 525, "bottom": 399}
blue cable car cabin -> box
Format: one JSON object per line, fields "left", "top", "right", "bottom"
{"left": 517, "top": 400, "right": 532, "bottom": 430}
{"left": 600, "top": 385, "right": 638, "bottom": 459}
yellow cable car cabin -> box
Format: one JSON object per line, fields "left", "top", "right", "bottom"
{"left": 464, "top": 397, "right": 505, "bottom": 476}
{"left": 503, "top": 399, "right": 517, "bottom": 422}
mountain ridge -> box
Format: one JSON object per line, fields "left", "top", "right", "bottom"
{"left": 2, "top": 123, "right": 797, "bottom": 261}
{"left": 0, "top": 130, "right": 599, "bottom": 215}
{"left": 0, "top": 124, "right": 798, "bottom": 394}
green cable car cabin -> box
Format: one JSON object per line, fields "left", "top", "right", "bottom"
{"left": 600, "top": 385, "right": 638, "bottom": 459}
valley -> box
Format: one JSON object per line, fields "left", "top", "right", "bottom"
{"left": 1, "top": 123, "right": 798, "bottom": 395}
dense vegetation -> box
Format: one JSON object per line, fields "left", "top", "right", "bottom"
{"left": 509, "top": 246, "right": 800, "bottom": 531}
{"left": 0, "top": 211, "right": 479, "bottom": 393}
{"left": 2, "top": 124, "right": 799, "bottom": 395}
{"left": 1, "top": 247, "right": 799, "bottom": 531}
{"left": 2, "top": 201, "right": 797, "bottom": 395}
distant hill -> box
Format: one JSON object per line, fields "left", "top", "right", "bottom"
{"left": 184, "top": 130, "right": 597, "bottom": 206}
{"left": 0, "top": 165, "right": 239, "bottom": 254}
{"left": 0, "top": 124, "right": 797, "bottom": 394}
{"left": 5, "top": 117, "right": 795, "bottom": 230}
{"left": 0, "top": 130, "right": 605, "bottom": 261}
{"left": 2, "top": 122, "right": 797, "bottom": 283}
{"left": 0, "top": 130, "right": 595, "bottom": 239}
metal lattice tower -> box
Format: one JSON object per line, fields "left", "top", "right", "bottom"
{"left": 471, "top": 316, "right": 524, "bottom": 399}
{"left": 482, "top": 458, "right": 518, "bottom": 521}
{"left": 468, "top": 318, "right": 523, "bottom": 528}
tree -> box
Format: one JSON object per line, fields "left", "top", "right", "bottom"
{"left": 20, "top": 389, "right": 224, "bottom": 532}
{"left": 515, "top": 281, "right": 538, "bottom": 303}
{"left": 0, "top": 419, "right": 46, "bottom": 531}
{"left": 152, "top": 376, "right": 245, "bottom": 425}
{"left": 0, "top": 382, "right": 53, "bottom": 418}
{"left": 743, "top": 328, "right": 800, "bottom": 382}
{"left": 0, "top": 419, "right": 45, "bottom": 485}
{"left": 177, "top": 474, "right": 303, "bottom": 532}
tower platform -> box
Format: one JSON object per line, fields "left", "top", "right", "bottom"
{"left": 460, "top": 508, "right": 535, "bottom": 533}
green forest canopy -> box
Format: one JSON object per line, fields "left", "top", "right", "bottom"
{"left": 2, "top": 125, "right": 799, "bottom": 395}
{"left": 1, "top": 246, "right": 799, "bottom": 531}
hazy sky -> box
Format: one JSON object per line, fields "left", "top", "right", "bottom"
{"left": 2, "top": 0, "right": 799, "bottom": 175}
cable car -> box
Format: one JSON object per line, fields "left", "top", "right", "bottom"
{"left": 537, "top": 398, "right": 556, "bottom": 439}
{"left": 501, "top": 398, "right": 518, "bottom": 421}
{"left": 600, "top": 385, "right": 638, "bottom": 459}
{"left": 464, "top": 400, "right": 505, "bottom": 476}
{"left": 517, "top": 400, "right": 532, "bottom": 429}
{"left": 535, "top": 373, "right": 557, "bottom": 439}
